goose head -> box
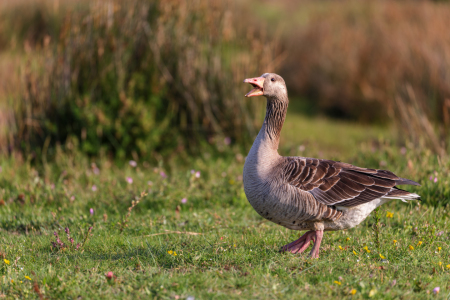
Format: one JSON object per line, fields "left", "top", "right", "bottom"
{"left": 244, "top": 73, "right": 288, "bottom": 100}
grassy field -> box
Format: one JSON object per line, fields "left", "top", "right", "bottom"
{"left": 1, "top": 111, "right": 450, "bottom": 299}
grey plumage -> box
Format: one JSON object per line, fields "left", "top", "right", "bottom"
{"left": 243, "top": 73, "right": 420, "bottom": 235}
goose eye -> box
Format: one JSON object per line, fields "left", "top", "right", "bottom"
{"left": 271, "top": 78, "right": 275, "bottom": 82}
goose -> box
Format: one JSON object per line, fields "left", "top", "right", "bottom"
{"left": 242, "top": 73, "right": 420, "bottom": 258}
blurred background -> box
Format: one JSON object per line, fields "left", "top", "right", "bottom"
{"left": 0, "top": 0, "right": 449, "bottom": 162}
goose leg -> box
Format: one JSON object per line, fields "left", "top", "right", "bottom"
{"left": 308, "top": 230, "right": 324, "bottom": 258}
{"left": 281, "top": 230, "right": 316, "bottom": 254}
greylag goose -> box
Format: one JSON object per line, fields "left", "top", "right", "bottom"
{"left": 242, "top": 73, "right": 420, "bottom": 258}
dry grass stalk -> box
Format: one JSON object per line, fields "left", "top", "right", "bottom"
{"left": 281, "top": 0, "right": 450, "bottom": 152}
{"left": 0, "top": 0, "right": 281, "bottom": 157}
{"left": 142, "top": 230, "right": 203, "bottom": 237}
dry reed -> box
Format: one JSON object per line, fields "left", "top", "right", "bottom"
{"left": 0, "top": 0, "right": 280, "bottom": 157}
{"left": 281, "top": 0, "right": 450, "bottom": 154}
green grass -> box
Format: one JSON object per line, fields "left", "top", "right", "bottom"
{"left": 1, "top": 114, "right": 450, "bottom": 299}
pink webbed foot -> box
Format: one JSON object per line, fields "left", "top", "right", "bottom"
{"left": 281, "top": 230, "right": 324, "bottom": 258}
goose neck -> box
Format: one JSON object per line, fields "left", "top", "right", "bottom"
{"left": 263, "top": 97, "right": 288, "bottom": 150}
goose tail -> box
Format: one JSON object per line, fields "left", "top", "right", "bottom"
{"left": 382, "top": 188, "right": 420, "bottom": 202}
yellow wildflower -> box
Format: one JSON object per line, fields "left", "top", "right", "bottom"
{"left": 167, "top": 250, "right": 173, "bottom": 255}
{"left": 446, "top": 264, "right": 450, "bottom": 269}
{"left": 233, "top": 244, "right": 236, "bottom": 248}
{"left": 334, "top": 281, "right": 341, "bottom": 285}
{"left": 173, "top": 252, "right": 177, "bottom": 256}
{"left": 417, "top": 241, "right": 422, "bottom": 246}
{"left": 363, "top": 246, "right": 371, "bottom": 253}
{"left": 438, "top": 262, "right": 442, "bottom": 267}
{"left": 438, "top": 247, "right": 442, "bottom": 252}
{"left": 346, "top": 237, "right": 350, "bottom": 241}
{"left": 379, "top": 254, "right": 386, "bottom": 259}
{"left": 393, "top": 240, "right": 397, "bottom": 244}
{"left": 10, "top": 280, "right": 14, "bottom": 284}
{"left": 350, "top": 289, "right": 357, "bottom": 295}
{"left": 386, "top": 211, "right": 394, "bottom": 218}
{"left": 4, "top": 259, "right": 10, "bottom": 265}
{"left": 25, "top": 276, "right": 31, "bottom": 280}
{"left": 338, "top": 246, "right": 343, "bottom": 250}
{"left": 409, "top": 245, "right": 414, "bottom": 250}
{"left": 353, "top": 250, "right": 358, "bottom": 256}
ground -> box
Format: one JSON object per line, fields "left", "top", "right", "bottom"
{"left": 0, "top": 110, "right": 449, "bottom": 299}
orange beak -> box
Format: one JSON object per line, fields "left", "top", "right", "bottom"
{"left": 244, "top": 77, "right": 265, "bottom": 97}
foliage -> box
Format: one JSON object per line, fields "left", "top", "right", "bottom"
{"left": 2, "top": 0, "right": 450, "bottom": 158}
{"left": 0, "top": 113, "right": 449, "bottom": 298}
{"left": 277, "top": 1, "right": 450, "bottom": 154}
{"left": 1, "top": 0, "right": 278, "bottom": 159}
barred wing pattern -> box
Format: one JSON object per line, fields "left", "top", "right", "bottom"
{"left": 283, "top": 158, "right": 419, "bottom": 207}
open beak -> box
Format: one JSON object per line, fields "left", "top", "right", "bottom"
{"left": 244, "top": 77, "right": 265, "bottom": 97}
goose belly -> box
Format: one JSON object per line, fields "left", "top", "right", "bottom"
{"left": 243, "top": 180, "right": 316, "bottom": 230}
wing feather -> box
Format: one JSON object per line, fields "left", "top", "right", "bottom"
{"left": 284, "top": 157, "right": 419, "bottom": 208}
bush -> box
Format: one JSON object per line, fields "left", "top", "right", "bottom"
{"left": 281, "top": 1, "right": 450, "bottom": 154}
{"left": 7, "top": 0, "right": 278, "bottom": 159}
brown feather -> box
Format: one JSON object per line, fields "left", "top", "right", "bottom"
{"left": 285, "top": 157, "right": 419, "bottom": 208}
{"left": 372, "top": 169, "right": 400, "bottom": 180}
{"left": 372, "top": 177, "right": 396, "bottom": 188}
{"left": 338, "top": 177, "right": 366, "bottom": 192}
{"left": 339, "top": 171, "right": 375, "bottom": 186}
{"left": 330, "top": 184, "right": 356, "bottom": 200}
{"left": 296, "top": 164, "right": 311, "bottom": 182}
{"left": 325, "top": 166, "right": 339, "bottom": 178}
{"left": 311, "top": 163, "right": 328, "bottom": 183}
{"left": 303, "top": 166, "right": 317, "bottom": 184}
{"left": 319, "top": 177, "right": 340, "bottom": 191}
{"left": 366, "top": 185, "right": 391, "bottom": 193}
{"left": 387, "top": 188, "right": 418, "bottom": 197}
{"left": 334, "top": 180, "right": 361, "bottom": 197}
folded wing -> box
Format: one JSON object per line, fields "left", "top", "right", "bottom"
{"left": 283, "top": 158, "right": 420, "bottom": 208}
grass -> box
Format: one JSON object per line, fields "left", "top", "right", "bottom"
{"left": 1, "top": 112, "right": 450, "bottom": 299}
{"left": 0, "top": 0, "right": 277, "bottom": 157}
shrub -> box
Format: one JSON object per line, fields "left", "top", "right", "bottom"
{"left": 281, "top": 1, "right": 450, "bottom": 154}
{"left": 6, "top": 0, "right": 278, "bottom": 159}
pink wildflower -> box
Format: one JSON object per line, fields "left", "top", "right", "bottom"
{"left": 400, "top": 147, "right": 406, "bottom": 155}
{"left": 190, "top": 170, "right": 195, "bottom": 174}
{"left": 433, "top": 287, "right": 440, "bottom": 295}
{"left": 160, "top": 171, "right": 167, "bottom": 178}
{"left": 92, "top": 185, "right": 97, "bottom": 192}
{"left": 126, "top": 177, "right": 133, "bottom": 184}
{"left": 224, "top": 137, "right": 231, "bottom": 145}
{"left": 90, "top": 208, "right": 94, "bottom": 215}
{"left": 195, "top": 171, "right": 201, "bottom": 178}
{"left": 106, "top": 271, "right": 114, "bottom": 280}
{"left": 129, "top": 160, "right": 137, "bottom": 167}
{"left": 436, "top": 231, "right": 444, "bottom": 237}
{"left": 181, "top": 198, "right": 187, "bottom": 204}
{"left": 434, "top": 177, "right": 438, "bottom": 183}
